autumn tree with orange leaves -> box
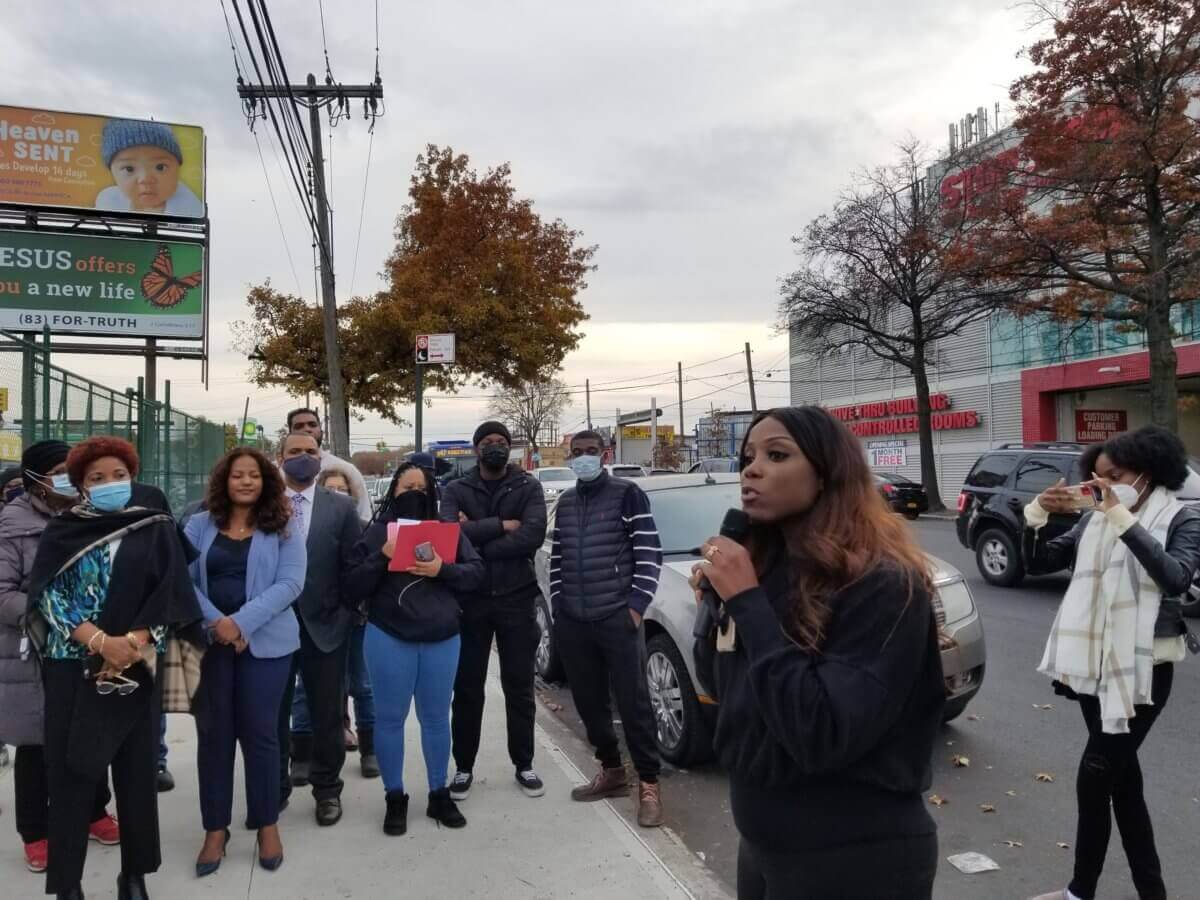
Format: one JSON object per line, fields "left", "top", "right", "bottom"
{"left": 236, "top": 145, "right": 594, "bottom": 425}
{"left": 973, "top": 0, "right": 1200, "bottom": 431}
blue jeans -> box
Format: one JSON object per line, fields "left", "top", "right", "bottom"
{"left": 158, "top": 715, "right": 168, "bottom": 768}
{"left": 291, "top": 623, "right": 376, "bottom": 734}
{"left": 363, "top": 623, "right": 459, "bottom": 795}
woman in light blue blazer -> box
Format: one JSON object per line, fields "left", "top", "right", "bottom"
{"left": 184, "top": 448, "right": 306, "bottom": 879}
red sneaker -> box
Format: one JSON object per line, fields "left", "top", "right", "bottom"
{"left": 24, "top": 839, "right": 48, "bottom": 873}
{"left": 88, "top": 813, "right": 121, "bottom": 845}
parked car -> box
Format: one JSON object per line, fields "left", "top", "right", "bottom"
{"left": 535, "top": 473, "right": 987, "bottom": 766}
{"left": 532, "top": 466, "right": 576, "bottom": 497}
{"left": 606, "top": 464, "right": 647, "bottom": 478}
{"left": 956, "top": 442, "right": 1200, "bottom": 605}
{"left": 875, "top": 472, "right": 930, "bottom": 520}
{"left": 648, "top": 468, "right": 680, "bottom": 476}
{"left": 688, "top": 457, "right": 739, "bottom": 474}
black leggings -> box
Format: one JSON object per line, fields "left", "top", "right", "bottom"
{"left": 1069, "top": 662, "right": 1173, "bottom": 900}
{"left": 737, "top": 832, "right": 937, "bottom": 900}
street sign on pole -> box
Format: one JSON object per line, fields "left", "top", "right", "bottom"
{"left": 415, "top": 333, "right": 456, "bottom": 365}
{"left": 616, "top": 408, "right": 663, "bottom": 426}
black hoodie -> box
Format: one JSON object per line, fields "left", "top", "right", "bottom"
{"left": 346, "top": 516, "right": 484, "bottom": 644}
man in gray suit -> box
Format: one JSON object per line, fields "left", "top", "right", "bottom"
{"left": 274, "top": 432, "right": 362, "bottom": 826}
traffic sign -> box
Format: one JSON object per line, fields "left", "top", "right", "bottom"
{"left": 416, "top": 333, "right": 456, "bottom": 365}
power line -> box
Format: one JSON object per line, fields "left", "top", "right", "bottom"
{"left": 252, "top": 131, "right": 303, "bottom": 294}
{"left": 347, "top": 128, "right": 375, "bottom": 297}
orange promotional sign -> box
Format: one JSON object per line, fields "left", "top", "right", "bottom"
{"left": 0, "top": 106, "right": 205, "bottom": 219}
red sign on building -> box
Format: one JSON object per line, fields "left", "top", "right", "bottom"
{"left": 1075, "top": 409, "right": 1127, "bottom": 443}
{"left": 828, "top": 393, "right": 981, "bottom": 438}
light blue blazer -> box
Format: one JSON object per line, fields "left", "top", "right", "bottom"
{"left": 184, "top": 511, "right": 307, "bottom": 659}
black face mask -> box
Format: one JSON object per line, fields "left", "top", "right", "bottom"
{"left": 480, "top": 445, "right": 509, "bottom": 470}
{"left": 391, "top": 490, "right": 428, "bottom": 521}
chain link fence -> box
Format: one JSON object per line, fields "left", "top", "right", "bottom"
{"left": 0, "top": 331, "right": 227, "bottom": 513}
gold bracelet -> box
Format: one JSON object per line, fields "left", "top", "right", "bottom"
{"left": 86, "top": 630, "right": 105, "bottom": 654}
{"left": 126, "top": 631, "right": 144, "bottom": 650}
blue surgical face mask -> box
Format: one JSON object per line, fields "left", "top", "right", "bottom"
{"left": 570, "top": 454, "right": 602, "bottom": 482}
{"left": 88, "top": 479, "right": 132, "bottom": 513}
{"left": 27, "top": 471, "right": 77, "bottom": 499}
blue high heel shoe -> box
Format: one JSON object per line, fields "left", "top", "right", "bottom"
{"left": 257, "top": 828, "right": 284, "bottom": 871}
{"left": 195, "top": 829, "right": 230, "bottom": 878}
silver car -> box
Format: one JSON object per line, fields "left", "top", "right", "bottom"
{"left": 532, "top": 466, "right": 577, "bottom": 498}
{"left": 534, "top": 473, "right": 986, "bottom": 767}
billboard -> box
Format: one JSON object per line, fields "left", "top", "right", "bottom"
{"left": 1076, "top": 409, "right": 1127, "bottom": 443}
{"left": 0, "top": 106, "right": 204, "bottom": 219}
{"left": 621, "top": 425, "right": 675, "bottom": 442}
{"left": 0, "top": 230, "right": 204, "bottom": 339}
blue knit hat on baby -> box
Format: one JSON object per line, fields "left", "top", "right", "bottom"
{"left": 101, "top": 119, "right": 183, "bottom": 168}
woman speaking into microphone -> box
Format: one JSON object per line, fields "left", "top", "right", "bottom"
{"left": 693, "top": 407, "right": 945, "bottom": 900}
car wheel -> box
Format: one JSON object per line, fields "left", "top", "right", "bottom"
{"left": 534, "top": 595, "right": 565, "bottom": 683}
{"left": 942, "top": 695, "right": 971, "bottom": 723}
{"left": 645, "top": 633, "right": 712, "bottom": 767}
{"left": 975, "top": 528, "right": 1025, "bottom": 587}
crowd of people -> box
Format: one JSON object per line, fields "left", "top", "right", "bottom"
{"left": 0, "top": 404, "right": 1192, "bottom": 900}
{"left": 0, "top": 413, "right": 668, "bottom": 900}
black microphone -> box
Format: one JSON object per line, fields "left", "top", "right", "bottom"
{"left": 692, "top": 508, "right": 751, "bottom": 639}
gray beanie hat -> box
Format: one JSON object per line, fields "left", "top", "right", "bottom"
{"left": 102, "top": 119, "right": 183, "bottom": 168}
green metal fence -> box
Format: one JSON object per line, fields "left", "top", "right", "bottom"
{"left": 0, "top": 331, "right": 227, "bottom": 513}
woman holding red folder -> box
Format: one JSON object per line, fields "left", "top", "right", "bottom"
{"left": 345, "top": 463, "right": 484, "bottom": 836}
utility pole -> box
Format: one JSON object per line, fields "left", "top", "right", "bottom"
{"left": 650, "top": 396, "right": 658, "bottom": 466}
{"left": 676, "top": 361, "right": 684, "bottom": 436}
{"left": 744, "top": 341, "right": 758, "bottom": 414}
{"left": 585, "top": 379, "right": 592, "bottom": 431}
{"left": 237, "top": 73, "right": 383, "bottom": 460}
{"left": 414, "top": 364, "right": 424, "bottom": 451}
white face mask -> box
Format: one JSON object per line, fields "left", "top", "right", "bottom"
{"left": 1111, "top": 475, "right": 1146, "bottom": 508}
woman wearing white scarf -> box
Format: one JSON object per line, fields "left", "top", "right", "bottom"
{"left": 1026, "top": 426, "right": 1200, "bottom": 900}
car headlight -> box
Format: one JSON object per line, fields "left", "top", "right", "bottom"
{"left": 933, "top": 575, "right": 975, "bottom": 626}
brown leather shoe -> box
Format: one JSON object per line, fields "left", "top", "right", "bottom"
{"left": 571, "top": 766, "right": 630, "bottom": 801}
{"left": 637, "top": 781, "right": 664, "bottom": 827}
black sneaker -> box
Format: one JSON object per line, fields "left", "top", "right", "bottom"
{"left": 156, "top": 765, "right": 175, "bottom": 793}
{"left": 515, "top": 769, "right": 545, "bottom": 798}
{"left": 449, "top": 770, "right": 473, "bottom": 801}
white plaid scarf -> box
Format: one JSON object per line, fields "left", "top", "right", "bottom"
{"left": 1037, "top": 487, "right": 1181, "bottom": 734}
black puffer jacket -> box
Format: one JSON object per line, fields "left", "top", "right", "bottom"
{"left": 1023, "top": 505, "right": 1200, "bottom": 639}
{"left": 439, "top": 465, "right": 547, "bottom": 599}
{"left": 346, "top": 521, "right": 484, "bottom": 643}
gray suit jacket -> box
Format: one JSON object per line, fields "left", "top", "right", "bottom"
{"left": 295, "top": 485, "right": 362, "bottom": 652}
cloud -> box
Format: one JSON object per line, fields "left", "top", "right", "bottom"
{"left": 2, "top": 0, "right": 1034, "bottom": 443}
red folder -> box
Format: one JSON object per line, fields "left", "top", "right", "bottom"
{"left": 387, "top": 520, "right": 460, "bottom": 571}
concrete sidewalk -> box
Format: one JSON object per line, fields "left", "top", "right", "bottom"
{"left": 0, "top": 674, "right": 711, "bottom": 899}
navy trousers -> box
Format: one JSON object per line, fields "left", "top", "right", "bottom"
{"left": 195, "top": 644, "right": 292, "bottom": 831}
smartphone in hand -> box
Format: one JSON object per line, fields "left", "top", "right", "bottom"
{"left": 414, "top": 541, "right": 435, "bottom": 562}
{"left": 1070, "top": 484, "right": 1103, "bottom": 511}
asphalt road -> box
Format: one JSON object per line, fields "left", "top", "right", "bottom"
{"left": 535, "top": 518, "right": 1200, "bottom": 900}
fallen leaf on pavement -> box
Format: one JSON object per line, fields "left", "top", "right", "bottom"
{"left": 928, "top": 794, "right": 948, "bottom": 807}
{"left": 1036, "top": 773, "right": 1055, "bottom": 783}
{"left": 1056, "top": 842, "right": 1070, "bottom": 849}
{"left": 1002, "top": 840, "right": 1023, "bottom": 848}
{"left": 979, "top": 804, "right": 996, "bottom": 813}
{"left": 952, "top": 754, "right": 970, "bottom": 767}
{"left": 967, "top": 713, "right": 982, "bottom": 721}
{"left": 1005, "top": 790, "right": 1018, "bottom": 797}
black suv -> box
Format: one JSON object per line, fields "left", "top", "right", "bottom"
{"left": 956, "top": 443, "right": 1087, "bottom": 586}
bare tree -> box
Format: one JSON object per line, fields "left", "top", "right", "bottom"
{"left": 781, "top": 142, "right": 1021, "bottom": 511}
{"left": 489, "top": 373, "right": 571, "bottom": 454}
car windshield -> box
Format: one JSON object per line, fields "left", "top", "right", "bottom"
{"left": 538, "top": 468, "right": 574, "bottom": 482}
{"left": 650, "top": 482, "right": 743, "bottom": 556}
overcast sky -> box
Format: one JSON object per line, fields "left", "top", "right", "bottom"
{"left": 6, "top": 1, "right": 1035, "bottom": 450}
